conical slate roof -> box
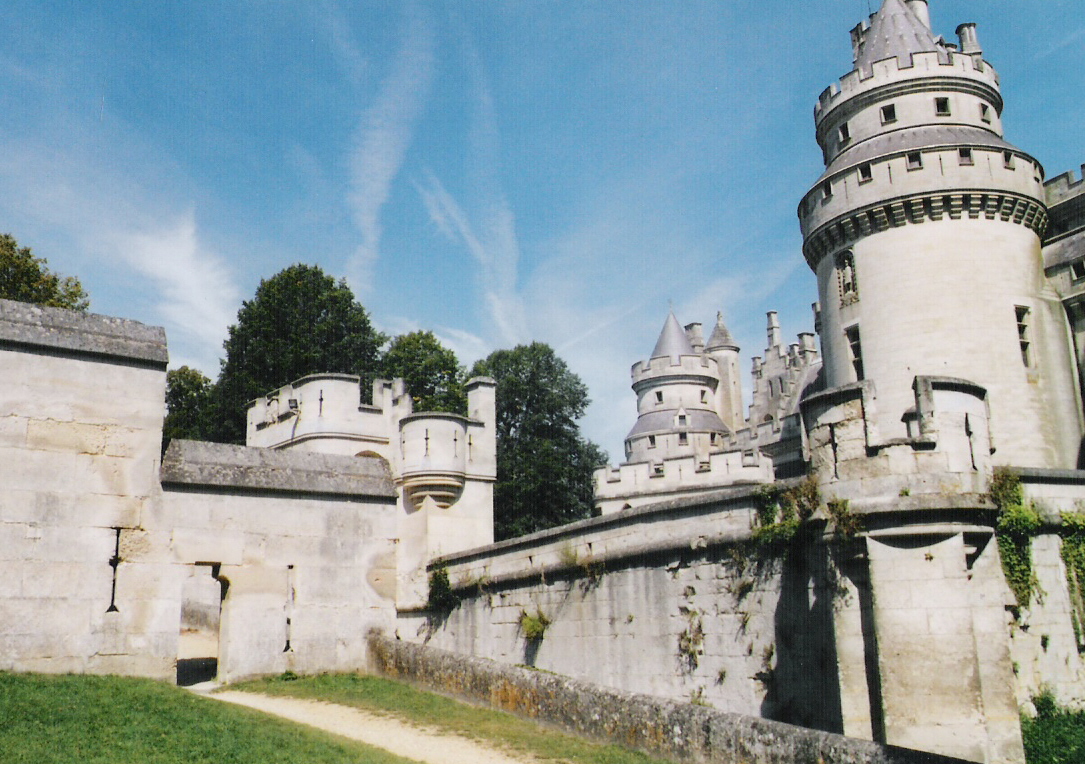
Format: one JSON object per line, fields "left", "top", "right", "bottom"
{"left": 650, "top": 311, "right": 695, "bottom": 361}
{"left": 856, "top": 0, "right": 945, "bottom": 73}
{"left": 705, "top": 312, "right": 739, "bottom": 352}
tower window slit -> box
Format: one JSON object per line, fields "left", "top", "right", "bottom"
{"left": 935, "top": 97, "right": 951, "bottom": 116}
{"left": 845, "top": 325, "right": 864, "bottom": 381}
{"left": 858, "top": 163, "right": 873, "bottom": 183}
{"left": 881, "top": 103, "right": 897, "bottom": 124}
{"left": 906, "top": 152, "right": 923, "bottom": 171}
{"left": 1016, "top": 306, "right": 1031, "bottom": 367}
{"left": 958, "top": 147, "right": 973, "bottom": 166}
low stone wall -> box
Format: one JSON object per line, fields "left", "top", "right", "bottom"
{"left": 367, "top": 633, "right": 968, "bottom": 764}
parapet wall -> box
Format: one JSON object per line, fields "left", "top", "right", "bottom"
{"left": 368, "top": 634, "right": 969, "bottom": 764}
{"left": 815, "top": 50, "right": 1000, "bottom": 126}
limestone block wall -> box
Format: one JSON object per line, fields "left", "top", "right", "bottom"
{"left": 408, "top": 487, "right": 844, "bottom": 734}
{"left": 159, "top": 441, "right": 399, "bottom": 682}
{"left": 0, "top": 299, "right": 170, "bottom": 677}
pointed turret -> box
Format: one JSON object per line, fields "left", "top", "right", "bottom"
{"left": 855, "top": 0, "right": 945, "bottom": 74}
{"left": 651, "top": 311, "right": 696, "bottom": 362}
{"left": 705, "top": 312, "right": 739, "bottom": 352}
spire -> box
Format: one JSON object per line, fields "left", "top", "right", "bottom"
{"left": 706, "top": 312, "right": 739, "bottom": 352}
{"left": 650, "top": 311, "right": 696, "bottom": 361}
{"left": 855, "top": 0, "right": 944, "bottom": 73}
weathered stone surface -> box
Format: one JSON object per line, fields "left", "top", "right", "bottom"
{"left": 369, "top": 634, "right": 969, "bottom": 764}
{"left": 0, "top": 298, "right": 167, "bottom": 366}
{"left": 161, "top": 440, "right": 396, "bottom": 498}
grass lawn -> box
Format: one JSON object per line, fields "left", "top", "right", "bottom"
{"left": 1022, "top": 693, "right": 1085, "bottom": 764}
{"left": 235, "top": 672, "right": 673, "bottom": 764}
{"left": 0, "top": 672, "right": 416, "bottom": 764}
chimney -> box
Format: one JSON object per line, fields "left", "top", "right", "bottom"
{"left": 956, "top": 23, "right": 981, "bottom": 54}
{"left": 685, "top": 322, "right": 705, "bottom": 354}
{"left": 767, "top": 311, "right": 782, "bottom": 350}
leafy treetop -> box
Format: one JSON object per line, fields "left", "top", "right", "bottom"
{"left": 206, "top": 264, "right": 386, "bottom": 444}
{"left": 381, "top": 331, "right": 466, "bottom": 415}
{"left": 0, "top": 234, "right": 89, "bottom": 311}
{"left": 470, "top": 342, "right": 606, "bottom": 540}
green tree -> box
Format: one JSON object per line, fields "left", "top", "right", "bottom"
{"left": 206, "top": 264, "right": 385, "bottom": 444}
{"left": 470, "top": 342, "right": 607, "bottom": 540}
{"left": 381, "top": 331, "right": 466, "bottom": 414}
{"left": 162, "top": 366, "right": 213, "bottom": 452}
{"left": 0, "top": 234, "right": 89, "bottom": 310}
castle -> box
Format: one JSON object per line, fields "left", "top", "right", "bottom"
{"left": 3, "top": 2, "right": 1085, "bottom": 763}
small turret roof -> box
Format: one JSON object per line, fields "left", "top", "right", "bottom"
{"left": 651, "top": 311, "right": 696, "bottom": 361}
{"left": 856, "top": 0, "right": 946, "bottom": 73}
{"left": 705, "top": 312, "right": 739, "bottom": 351}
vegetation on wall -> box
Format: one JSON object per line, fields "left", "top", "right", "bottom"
{"left": 1021, "top": 690, "right": 1085, "bottom": 764}
{"left": 1059, "top": 511, "right": 1085, "bottom": 651}
{"left": 426, "top": 564, "right": 459, "bottom": 613}
{"left": 752, "top": 476, "right": 820, "bottom": 546}
{"left": 519, "top": 609, "right": 551, "bottom": 641}
{"left": 988, "top": 468, "right": 1042, "bottom": 609}
{"left": 0, "top": 233, "right": 89, "bottom": 311}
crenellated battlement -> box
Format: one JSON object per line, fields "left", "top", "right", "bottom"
{"left": 593, "top": 447, "right": 773, "bottom": 515}
{"left": 631, "top": 353, "right": 718, "bottom": 385}
{"left": 814, "top": 49, "right": 1000, "bottom": 126}
{"left": 1046, "top": 165, "right": 1085, "bottom": 207}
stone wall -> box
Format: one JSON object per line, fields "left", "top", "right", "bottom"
{"left": 368, "top": 634, "right": 970, "bottom": 764}
{"left": 0, "top": 298, "right": 401, "bottom": 683}
{"left": 0, "top": 299, "right": 170, "bottom": 677}
{"left": 409, "top": 486, "right": 843, "bottom": 731}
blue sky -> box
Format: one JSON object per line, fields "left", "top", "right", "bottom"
{"left": 1, "top": 1, "right": 1082, "bottom": 458}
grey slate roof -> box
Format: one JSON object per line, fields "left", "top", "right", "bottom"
{"left": 161, "top": 440, "right": 397, "bottom": 499}
{"left": 855, "top": 0, "right": 947, "bottom": 74}
{"left": 650, "top": 312, "right": 696, "bottom": 361}
{"left": 626, "top": 409, "right": 729, "bottom": 440}
{"left": 705, "top": 312, "right": 738, "bottom": 352}
{"left": 826, "top": 125, "right": 1016, "bottom": 176}
{"left": 0, "top": 297, "right": 168, "bottom": 367}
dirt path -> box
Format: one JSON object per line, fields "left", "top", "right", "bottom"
{"left": 210, "top": 690, "right": 538, "bottom": 764}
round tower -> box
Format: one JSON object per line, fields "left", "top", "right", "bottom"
{"left": 799, "top": 0, "right": 1082, "bottom": 467}
{"left": 624, "top": 312, "right": 729, "bottom": 464}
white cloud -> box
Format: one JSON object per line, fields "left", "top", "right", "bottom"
{"left": 112, "top": 213, "right": 240, "bottom": 364}
{"left": 346, "top": 3, "right": 435, "bottom": 293}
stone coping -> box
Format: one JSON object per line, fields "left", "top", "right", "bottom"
{"left": 432, "top": 479, "right": 799, "bottom": 569}
{"left": 367, "top": 634, "right": 970, "bottom": 764}
{"left": 161, "top": 440, "right": 396, "bottom": 498}
{"left": 0, "top": 298, "right": 168, "bottom": 367}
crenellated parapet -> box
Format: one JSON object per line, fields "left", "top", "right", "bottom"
{"left": 1046, "top": 165, "right": 1085, "bottom": 208}
{"left": 815, "top": 49, "right": 1001, "bottom": 128}
{"left": 594, "top": 448, "right": 772, "bottom": 515}
{"left": 630, "top": 353, "right": 720, "bottom": 389}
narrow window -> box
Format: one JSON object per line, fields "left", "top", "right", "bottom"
{"left": 648, "top": 435, "right": 657, "bottom": 448}
{"left": 958, "top": 147, "right": 974, "bottom": 166}
{"left": 845, "top": 325, "right": 864, "bottom": 380}
{"left": 678, "top": 432, "right": 688, "bottom": 446}
{"left": 838, "top": 122, "right": 851, "bottom": 143}
{"left": 907, "top": 152, "right": 923, "bottom": 170}
{"left": 1016, "top": 306, "right": 1031, "bottom": 366}
{"left": 980, "top": 103, "right": 992, "bottom": 123}
{"left": 1004, "top": 151, "right": 1015, "bottom": 169}
{"left": 858, "top": 163, "right": 873, "bottom": 183}
{"left": 822, "top": 179, "right": 833, "bottom": 199}
{"left": 655, "top": 390, "right": 663, "bottom": 404}
{"left": 881, "top": 104, "right": 897, "bottom": 124}
{"left": 710, "top": 433, "right": 717, "bottom": 446}
{"left": 652, "top": 462, "right": 664, "bottom": 476}
{"left": 677, "top": 414, "right": 687, "bottom": 426}
{"left": 1071, "top": 260, "right": 1085, "bottom": 281}
{"left": 700, "top": 390, "right": 708, "bottom": 404}
{"left": 935, "top": 97, "right": 951, "bottom": 116}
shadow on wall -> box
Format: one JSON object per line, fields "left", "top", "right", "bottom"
{"left": 763, "top": 540, "right": 844, "bottom": 733}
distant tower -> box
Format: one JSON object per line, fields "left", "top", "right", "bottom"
{"left": 704, "top": 312, "right": 744, "bottom": 431}
{"left": 798, "top": 0, "right": 1082, "bottom": 467}
{"left": 623, "top": 312, "right": 729, "bottom": 464}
